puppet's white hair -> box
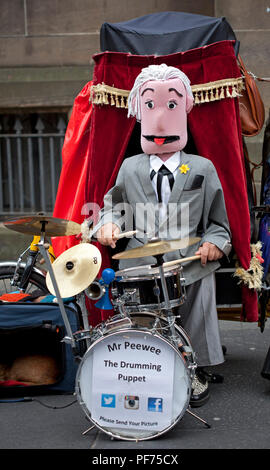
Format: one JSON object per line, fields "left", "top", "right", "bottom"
{"left": 127, "top": 63, "right": 193, "bottom": 121}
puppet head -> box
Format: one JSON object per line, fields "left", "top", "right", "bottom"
{"left": 128, "top": 64, "right": 194, "bottom": 158}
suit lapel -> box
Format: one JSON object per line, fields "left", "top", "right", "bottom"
{"left": 168, "top": 151, "right": 193, "bottom": 203}
{"left": 136, "top": 154, "right": 157, "bottom": 205}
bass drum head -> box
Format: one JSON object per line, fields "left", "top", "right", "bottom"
{"left": 76, "top": 327, "right": 191, "bottom": 441}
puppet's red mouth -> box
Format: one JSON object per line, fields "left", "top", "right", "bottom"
{"left": 143, "top": 135, "right": 180, "bottom": 145}
{"left": 154, "top": 138, "right": 165, "bottom": 145}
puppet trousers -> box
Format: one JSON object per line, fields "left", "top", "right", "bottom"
{"left": 177, "top": 272, "right": 224, "bottom": 367}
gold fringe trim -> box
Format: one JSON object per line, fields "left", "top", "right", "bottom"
{"left": 192, "top": 77, "right": 244, "bottom": 104}
{"left": 233, "top": 242, "right": 264, "bottom": 291}
{"left": 90, "top": 77, "right": 244, "bottom": 108}
{"left": 90, "top": 83, "right": 130, "bottom": 109}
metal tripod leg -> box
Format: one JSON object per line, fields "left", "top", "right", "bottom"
{"left": 186, "top": 408, "right": 211, "bottom": 428}
{"left": 37, "top": 233, "right": 76, "bottom": 351}
{"left": 82, "top": 424, "right": 96, "bottom": 436}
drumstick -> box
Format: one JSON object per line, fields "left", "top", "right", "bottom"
{"left": 163, "top": 255, "right": 201, "bottom": 267}
{"left": 114, "top": 230, "right": 138, "bottom": 240}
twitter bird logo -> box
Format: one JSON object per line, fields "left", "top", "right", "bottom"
{"left": 101, "top": 394, "right": 116, "bottom": 408}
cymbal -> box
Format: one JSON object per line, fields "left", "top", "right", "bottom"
{"left": 112, "top": 237, "right": 201, "bottom": 260}
{"left": 2, "top": 214, "right": 81, "bottom": 237}
{"left": 46, "top": 243, "right": 102, "bottom": 297}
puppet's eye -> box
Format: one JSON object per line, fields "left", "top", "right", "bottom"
{"left": 168, "top": 100, "right": 177, "bottom": 109}
{"left": 145, "top": 100, "right": 154, "bottom": 109}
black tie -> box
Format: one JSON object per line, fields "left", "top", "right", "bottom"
{"left": 150, "top": 165, "right": 174, "bottom": 203}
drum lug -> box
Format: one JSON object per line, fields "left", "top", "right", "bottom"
{"left": 61, "top": 335, "right": 74, "bottom": 345}
{"left": 123, "top": 289, "right": 140, "bottom": 305}
{"left": 110, "top": 287, "right": 119, "bottom": 298}
{"left": 73, "top": 329, "right": 92, "bottom": 342}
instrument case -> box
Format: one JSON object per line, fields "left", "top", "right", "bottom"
{"left": 0, "top": 302, "right": 82, "bottom": 397}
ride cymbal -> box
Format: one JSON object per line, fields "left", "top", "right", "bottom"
{"left": 112, "top": 237, "right": 201, "bottom": 259}
{"left": 46, "top": 243, "right": 102, "bottom": 297}
{"left": 2, "top": 214, "right": 81, "bottom": 237}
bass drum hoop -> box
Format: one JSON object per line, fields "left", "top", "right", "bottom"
{"left": 76, "top": 326, "right": 192, "bottom": 441}
{"left": 100, "top": 311, "right": 196, "bottom": 365}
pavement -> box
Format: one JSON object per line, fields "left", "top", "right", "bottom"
{"left": 1, "top": 318, "right": 270, "bottom": 461}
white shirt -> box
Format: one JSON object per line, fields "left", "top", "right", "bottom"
{"left": 150, "top": 151, "right": 181, "bottom": 221}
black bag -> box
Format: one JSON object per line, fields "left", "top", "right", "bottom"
{"left": 0, "top": 302, "right": 82, "bottom": 396}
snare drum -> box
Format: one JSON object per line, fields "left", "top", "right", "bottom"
{"left": 113, "top": 263, "right": 186, "bottom": 311}
{"left": 76, "top": 311, "right": 195, "bottom": 441}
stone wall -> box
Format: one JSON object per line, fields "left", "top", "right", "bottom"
{"left": 216, "top": 0, "right": 270, "bottom": 207}
{"left": 0, "top": 0, "right": 214, "bottom": 110}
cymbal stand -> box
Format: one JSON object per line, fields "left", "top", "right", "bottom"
{"left": 37, "top": 222, "right": 77, "bottom": 354}
{"left": 154, "top": 254, "right": 178, "bottom": 346}
{"left": 76, "top": 292, "right": 91, "bottom": 349}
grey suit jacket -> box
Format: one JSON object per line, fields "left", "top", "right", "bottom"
{"left": 92, "top": 151, "right": 231, "bottom": 285}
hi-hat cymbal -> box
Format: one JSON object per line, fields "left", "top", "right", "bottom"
{"left": 112, "top": 237, "right": 201, "bottom": 260}
{"left": 2, "top": 214, "right": 81, "bottom": 237}
{"left": 46, "top": 243, "right": 102, "bottom": 297}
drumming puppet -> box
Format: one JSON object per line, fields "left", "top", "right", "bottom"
{"left": 93, "top": 64, "right": 232, "bottom": 407}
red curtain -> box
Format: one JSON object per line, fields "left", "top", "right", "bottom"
{"left": 54, "top": 40, "right": 258, "bottom": 325}
{"left": 52, "top": 81, "right": 93, "bottom": 257}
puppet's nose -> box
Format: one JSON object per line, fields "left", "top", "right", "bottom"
{"left": 155, "top": 111, "right": 167, "bottom": 133}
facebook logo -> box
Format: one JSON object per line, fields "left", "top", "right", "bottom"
{"left": 148, "top": 397, "right": 163, "bottom": 412}
{"left": 101, "top": 394, "right": 116, "bottom": 408}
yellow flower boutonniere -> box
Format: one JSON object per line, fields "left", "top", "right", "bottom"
{"left": 179, "top": 164, "right": 190, "bottom": 174}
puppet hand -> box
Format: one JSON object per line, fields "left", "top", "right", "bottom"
{"left": 195, "top": 242, "right": 223, "bottom": 266}
{"left": 96, "top": 223, "right": 120, "bottom": 249}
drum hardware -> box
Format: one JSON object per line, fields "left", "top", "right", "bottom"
{"left": 111, "top": 294, "right": 132, "bottom": 323}
{"left": 153, "top": 278, "right": 162, "bottom": 312}
{"left": 36, "top": 223, "right": 78, "bottom": 354}
{"left": 115, "top": 287, "right": 141, "bottom": 306}
{"left": 151, "top": 254, "right": 179, "bottom": 347}
{"left": 10, "top": 244, "right": 32, "bottom": 288}
{"left": 76, "top": 292, "right": 92, "bottom": 349}
{"left": 73, "top": 328, "right": 93, "bottom": 344}
{"left": 98, "top": 315, "right": 133, "bottom": 334}
{"left": 149, "top": 313, "right": 161, "bottom": 333}
{"left": 82, "top": 424, "right": 96, "bottom": 436}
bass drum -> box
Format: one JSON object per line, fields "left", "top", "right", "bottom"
{"left": 76, "top": 312, "right": 195, "bottom": 441}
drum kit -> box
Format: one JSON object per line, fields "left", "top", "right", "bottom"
{"left": 2, "top": 214, "right": 211, "bottom": 441}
